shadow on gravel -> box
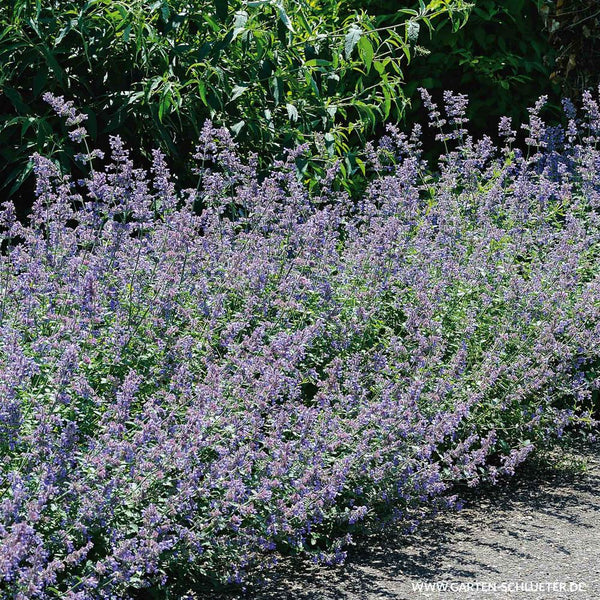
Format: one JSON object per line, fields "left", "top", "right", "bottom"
{"left": 194, "top": 440, "right": 600, "bottom": 599}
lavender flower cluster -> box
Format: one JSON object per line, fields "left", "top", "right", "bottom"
{"left": 1, "top": 91, "right": 599, "bottom": 598}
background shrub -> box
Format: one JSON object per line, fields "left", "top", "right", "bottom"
{"left": 402, "top": 0, "right": 561, "bottom": 139}
{"left": 0, "top": 0, "right": 471, "bottom": 214}
{"left": 5, "top": 0, "right": 599, "bottom": 213}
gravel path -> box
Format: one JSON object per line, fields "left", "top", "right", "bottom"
{"left": 196, "top": 440, "right": 600, "bottom": 600}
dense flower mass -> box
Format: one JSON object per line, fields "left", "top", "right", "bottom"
{"left": 1, "top": 91, "right": 599, "bottom": 598}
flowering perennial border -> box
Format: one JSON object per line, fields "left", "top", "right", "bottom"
{"left": 0, "top": 91, "right": 599, "bottom": 598}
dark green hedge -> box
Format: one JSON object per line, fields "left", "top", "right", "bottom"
{"left": 0, "top": 0, "right": 470, "bottom": 213}
{"left": 402, "top": 0, "right": 561, "bottom": 139}
{"left": 4, "top": 0, "right": 597, "bottom": 214}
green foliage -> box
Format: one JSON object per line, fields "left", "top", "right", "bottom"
{"left": 0, "top": 0, "right": 472, "bottom": 210}
{"left": 402, "top": 0, "right": 561, "bottom": 137}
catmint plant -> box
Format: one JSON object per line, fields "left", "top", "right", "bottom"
{"left": 0, "top": 90, "right": 598, "bottom": 598}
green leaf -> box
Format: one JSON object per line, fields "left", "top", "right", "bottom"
{"left": 230, "top": 120, "right": 245, "bottom": 135}
{"left": 382, "top": 85, "right": 392, "bottom": 120}
{"left": 269, "top": 76, "right": 282, "bottom": 104}
{"left": 357, "top": 36, "right": 374, "bottom": 73}
{"left": 158, "top": 92, "right": 172, "bottom": 122}
{"left": 344, "top": 25, "right": 362, "bottom": 59}
{"left": 355, "top": 156, "right": 366, "bottom": 176}
{"left": 54, "top": 20, "right": 74, "bottom": 45}
{"left": 197, "top": 80, "right": 208, "bottom": 106}
{"left": 355, "top": 100, "right": 376, "bottom": 130}
{"left": 402, "top": 44, "right": 411, "bottom": 62}
{"left": 203, "top": 13, "right": 222, "bottom": 33}
{"left": 230, "top": 84, "right": 249, "bottom": 102}
{"left": 3, "top": 87, "right": 29, "bottom": 114}
{"left": 276, "top": 2, "right": 294, "bottom": 33}
{"left": 373, "top": 60, "right": 386, "bottom": 76}
{"left": 19, "top": 116, "right": 36, "bottom": 137}
{"left": 324, "top": 132, "right": 335, "bottom": 156}
{"left": 286, "top": 102, "right": 298, "bottom": 122}
{"left": 305, "top": 72, "right": 320, "bottom": 97}
{"left": 304, "top": 58, "right": 331, "bottom": 68}
{"left": 8, "top": 160, "right": 33, "bottom": 196}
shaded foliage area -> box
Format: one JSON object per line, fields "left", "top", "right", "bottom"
{"left": 2, "top": 1, "right": 599, "bottom": 214}
{"left": 402, "top": 0, "right": 562, "bottom": 140}
{"left": 541, "top": 0, "right": 600, "bottom": 97}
